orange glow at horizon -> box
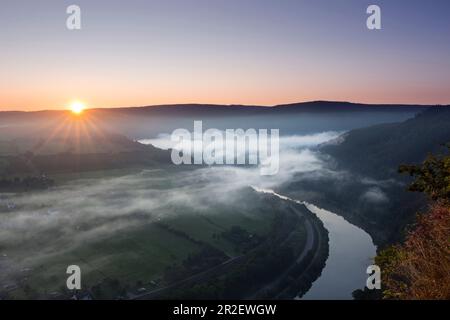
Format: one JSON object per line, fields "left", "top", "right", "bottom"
{"left": 1, "top": 82, "right": 450, "bottom": 112}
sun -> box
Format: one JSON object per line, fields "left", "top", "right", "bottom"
{"left": 70, "top": 101, "right": 85, "bottom": 115}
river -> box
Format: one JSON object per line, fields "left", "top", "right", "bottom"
{"left": 252, "top": 187, "right": 377, "bottom": 300}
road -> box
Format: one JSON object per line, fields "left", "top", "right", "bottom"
{"left": 247, "top": 203, "right": 322, "bottom": 299}
{"left": 133, "top": 193, "right": 325, "bottom": 300}
{"left": 133, "top": 254, "right": 244, "bottom": 300}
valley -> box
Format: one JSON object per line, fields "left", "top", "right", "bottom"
{"left": 1, "top": 102, "right": 448, "bottom": 300}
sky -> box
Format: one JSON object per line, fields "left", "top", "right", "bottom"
{"left": 1, "top": 0, "right": 449, "bottom": 111}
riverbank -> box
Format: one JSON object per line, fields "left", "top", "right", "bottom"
{"left": 136, "top": 191, "right": 329, "bottom": 300}
{"left": 252, "top": 189, "right": 377, "bottom": 300}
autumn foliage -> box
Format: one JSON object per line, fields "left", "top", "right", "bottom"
{"left": 377, "top": 145, "right": 450, "bottom": 299}
{"left": 377, "top": 202, "right": 450, "bottom": 299}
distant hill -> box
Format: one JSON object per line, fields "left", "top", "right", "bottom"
{"left": 313, "top": 106, "right": 450, "bottom": 245}
{"left": 0, "top": 100, "right": 431, "bottom": 122}
{"left": 273, "top": 101, "right": 429, "bottom": 113}
{"left": 0, "top": 101, "right": 442, "bottom": 177}
{"left": 82, "top": 101, "right": 430, "bottom": 118}
{"left": 0, "top": 113, "right": 151, "bottom": 156}
{"left": 1, "top": 101, "right": 431, "bottom": 139}
{"left": 0, "top": 114, "right": 171, "bottom": 176}
{"left": 321, "top": 107, "right": 450, "bottom": 179}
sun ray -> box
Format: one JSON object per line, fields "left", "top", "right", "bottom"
{"left": 32, "top": 114, "right": 72, "bottom": 154}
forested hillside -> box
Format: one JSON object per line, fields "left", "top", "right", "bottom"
{"left": 322, "top": 107, "right": 450, "bottom": 179}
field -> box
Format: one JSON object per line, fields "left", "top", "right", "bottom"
{"left": 1, "top": 168, "right": 282, "bottom": 299}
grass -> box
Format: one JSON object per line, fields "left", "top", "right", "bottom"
{"left": 1, "top": 169, "right": 280, "bottom": 299}
{"left": 8, "top": 204, "right": 276, "bottom": 298}
{"left": 9, "top": 223, "right": 203, "bottom": 298}
{"left": 162, "top": 205, "right": 275, "bottom": 257}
